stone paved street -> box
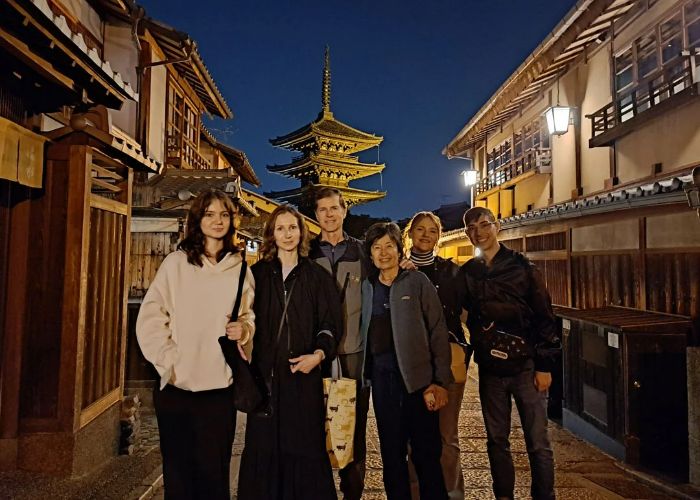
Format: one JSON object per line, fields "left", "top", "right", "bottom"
{"left": 143, "top": 374, "right": 694, "bottom": 499}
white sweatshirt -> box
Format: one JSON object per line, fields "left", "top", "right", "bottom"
{"left": 136, "top": 250, "right": 255, "bottom": 391}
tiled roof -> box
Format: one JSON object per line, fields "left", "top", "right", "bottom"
{"left": 29, "top": 0, "right": 138, "bottom": 100}
{"left": 439, "top": 171, "right": 695, "bottom": 241}
{"left": 499, "top": 172, "right": 694, "bottom": 229}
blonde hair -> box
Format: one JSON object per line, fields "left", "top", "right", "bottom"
{"left": 259, "top": 204, "right": 310, "bottom": 261}
{"left": 402, "top": 211, "right": 442, "bottom": 257}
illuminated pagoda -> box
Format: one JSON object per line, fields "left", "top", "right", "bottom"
{"left": 266, "top": 47, "right": 386, "bottom": 215}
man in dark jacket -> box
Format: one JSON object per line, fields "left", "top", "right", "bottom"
{"left": 309, "top": 187, "right": 369, "bottom": 500}
{"left": 457, "top": 207, "right": 560, "bottom": 500}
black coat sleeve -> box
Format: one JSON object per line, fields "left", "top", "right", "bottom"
{"left": 311, "top": 263, "right": 342, "bottom": 364}
{"left": 418, "top": 273, "right": 453, "bottom": 387}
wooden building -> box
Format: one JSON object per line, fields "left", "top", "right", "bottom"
{"left": 442, "top": 0, "right": 700, "bottom": 483}
{"left": 266, "top": 47, "right": 386, "bottom": 216}
{"left": 0, "top": 0, "right": 268, "bottom": 477}
{"left": 0, "top": 0, "right": 161, "bottom": 476}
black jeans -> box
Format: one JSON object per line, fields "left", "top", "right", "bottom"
{"left": 371, "top": 352, "right": 447, "bottom": 500}
{"left": 337, "top": 352, "right": 371, "bottom": 500}
{"left": 154, "top": 384, "right": 237, "bottom": 500}
{"left": 479, "top": 361, "right": 555, "bottom": 500}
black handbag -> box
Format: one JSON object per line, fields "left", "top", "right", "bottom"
{"left": 218, "top": 260, "right": 267, "bottom": 414}
{"left": 474, "top": 322, "right": 533, "bottom": 376}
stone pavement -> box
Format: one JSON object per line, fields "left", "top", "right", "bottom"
{"left": 140, "top": 375, "right": 699, "bottom": 500}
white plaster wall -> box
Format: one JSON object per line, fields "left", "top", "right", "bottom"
{"left": 58, "top": 0, "right": 103, "bottom": 42}
{"left": 514, "top": 173, "right": 550, "bottom": 214}
{"left": 148, "top": 59, "right": 167, "bottom": 164}
{"left": 550, "top": 68, "right": 577, "bottom": 203}
{"left": 571, "top": 219, "right": 639, "bottom": 252}
{"left": 103, "top": 24, "right": 139, "bottom": 137}
{"left": 617, "top": 99, "right": 700, "bottom": 182}
{"left": 579, "top": 46, "right": 612, "bottom": 195}
{"left": 646, "top": 211, "right": 700, "bottom": 248}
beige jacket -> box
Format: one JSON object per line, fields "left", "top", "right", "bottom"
{"left": 136, "top": 250, "right": 255, "bottom": 391}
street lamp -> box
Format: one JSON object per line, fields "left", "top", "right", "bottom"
{"left": 460, "top": 169, "right": 478, "bottom": 208}
{"left": 447, "top": 153, "right": 477, "bottom": 207}
{"left": 461, "top": 169, "right": 478, "bottom": 187}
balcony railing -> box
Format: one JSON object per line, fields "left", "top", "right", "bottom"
{"left": 166, "top": 133, "right": 211, "bottom": 170}
{"left": 588, "top": 64, "right": 696, "bottom": 147}
{"left": 475, "top": 148, "right": 552, "bottom": 196}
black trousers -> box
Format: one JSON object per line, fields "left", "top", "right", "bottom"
{"left": 154, "top": 384, "right": 237, "bottom": 500}
{"left": 371, "top": 352, "right": 447, "bottom": 500}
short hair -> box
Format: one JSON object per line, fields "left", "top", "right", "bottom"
{"left": 403, "top": 211, "right": 442, "bottom": 256}
{"left": 178, "top": 189, "right": 239, "bottom": 266}
{"left": 364, "top": 222, "right": 403, "bottom": 268}
{"left": 314, "top": 187, "right": 346, "bottom": 210}
{"left": 259, "top": 204, "right": 310, "bottom": 261}
{"left": 463, "top": 207, "right": 496, "bottom": 227}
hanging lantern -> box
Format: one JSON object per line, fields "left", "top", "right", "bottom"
{"left": 544, "top": 105, "right": 571, "bottom": 135}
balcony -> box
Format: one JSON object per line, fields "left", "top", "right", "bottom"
{"left": 588, "top": 64, "right": 698, "bottom": 148}
{"left": 475, "top": 148, "right": 552, "bottom": 197}
{"left": 166, "top": 133, "right": 212, "bottom": 170}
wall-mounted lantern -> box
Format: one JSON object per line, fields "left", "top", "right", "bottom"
{"left": 544, "top": 105, "right": 572, "bottom": 135}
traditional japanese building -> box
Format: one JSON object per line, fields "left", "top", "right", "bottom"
{"left": 266, "top": 47, "right": 386, "bottom": 215}
{"left": 441, "top": 0, "right": 700, "bottom": 486}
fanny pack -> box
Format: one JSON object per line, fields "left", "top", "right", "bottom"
{"left": 474, "top": 322, "right": 533, "bottom": 376}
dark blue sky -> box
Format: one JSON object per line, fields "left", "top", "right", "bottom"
{"left": 140, "top": 0, "right": 577, "bottom": 220}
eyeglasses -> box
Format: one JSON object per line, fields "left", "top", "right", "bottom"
{"left": 465, "top": 221, "right": 495, "bottom": 233}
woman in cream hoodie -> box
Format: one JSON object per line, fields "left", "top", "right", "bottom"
{"left": 136, "top": 189, "right": 254, "bottom": 500}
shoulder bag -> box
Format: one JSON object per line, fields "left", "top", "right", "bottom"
{"left": 218, "top": 260, "right": 268, "bottom": 414}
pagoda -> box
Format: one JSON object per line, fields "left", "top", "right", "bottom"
{"left": 266, "top": 47, "right": 386, "bottom": 215}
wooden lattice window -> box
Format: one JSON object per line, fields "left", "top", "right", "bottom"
{"left": 166, "top": 78, "right": 206, "bottom": 169}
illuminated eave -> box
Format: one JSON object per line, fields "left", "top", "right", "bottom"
{"left": 271, "top": 111, "right": 382, "bottom": 153}
{"left": 267, "top": 155, "right": 385, "bottom": 180}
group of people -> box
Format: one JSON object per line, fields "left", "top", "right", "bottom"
{"left": 136, "top": 187, "right": 561, "bottom": 500}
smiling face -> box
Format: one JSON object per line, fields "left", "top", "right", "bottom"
{"left": 465, "top": 214, "right": 500, "bottom": 253}
{"left": 200, "top": 199, "right": 231, "bottom": 242}
{"left": 273, "top": 211, "right": 301, "bottom": 253}
{"left": 410, "top": 215, "right": 440, "bottom": 253}
{"left": 370, "top": 234, "right": 400, "bottom": 273}
{"left": 315, "top": 194, "right": 347, "bottom": 235}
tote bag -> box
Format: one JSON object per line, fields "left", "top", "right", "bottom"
{"left": 323, "top": 359, "right": 356, "bottom": 469}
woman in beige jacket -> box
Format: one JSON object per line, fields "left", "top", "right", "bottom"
{"left": 136, "top": 189, "right": 255, "bottom": 500}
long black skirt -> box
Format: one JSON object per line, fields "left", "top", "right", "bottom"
{"left": 238, "top": 357, "right": 336, "bottom": 500}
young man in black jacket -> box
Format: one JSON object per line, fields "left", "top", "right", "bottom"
{"left": 457, "top": 207, "right": 560, "bottom": 500}
{"left": 309, "top": 187, "right": 369, "bottom": 500}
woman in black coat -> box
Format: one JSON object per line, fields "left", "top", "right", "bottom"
{"left": 238, "top": 204, "right": 342, "bottom": 500}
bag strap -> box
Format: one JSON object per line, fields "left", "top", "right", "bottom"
{"left": 230, "top": 259, "right": 248, "bottom": 322}
{"left": 274, "top": 277, "right": 297, "bottom": 350}
{"left": 330, "top": 356, "right": 343, "bottom": 380}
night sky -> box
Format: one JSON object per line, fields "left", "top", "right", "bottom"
{"left": 139, "top": 0, "right": 577, "bottom": 220}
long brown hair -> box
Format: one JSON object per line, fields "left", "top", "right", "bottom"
{"left": 178, "top": 189, "right": 239, "bottom": 266}
{"left": 259, "top": 204, "right": 310, "bottom": 261}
